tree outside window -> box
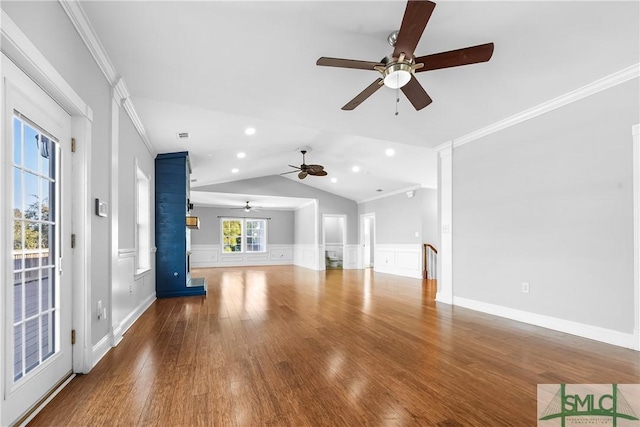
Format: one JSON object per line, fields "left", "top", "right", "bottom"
{"left": 222, "top": 218, "right": 266, "bottom": 252}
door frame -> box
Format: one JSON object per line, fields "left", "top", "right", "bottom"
{"left": 1, "top": 10, "right": 93, "bottom": 379}
{"left": 359, "top": 213, "right": 375, "bottom": 269}
{"left": 633, "top": 123, "right": 639, "bottom": 351}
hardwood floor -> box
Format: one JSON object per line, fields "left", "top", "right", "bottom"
{"left": 29, "top": 266, "right": 639, "bottom": 426}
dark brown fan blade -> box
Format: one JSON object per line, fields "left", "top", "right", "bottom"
{"left": 309, "top": 170, "right": 328, "bottom": 177}
{"left": 298, "top": 171, "right": 308, "bottom": 179}
{"left": 316, "top": 57, "right": 383, "bottom": 71}
{"left": 307, "top": 164, "right": 324, "bottom": 173}
{"left": 342, "top": 78, "right": 384, "bottom": 110}
{"left": 401, "top": 75, "right": 432, "bottom": 111}
{"left": 393, "top": 0, "right": 436, "bottom": 59}
{"left": 414, "top": 43, "right": 494, "bottom": 72}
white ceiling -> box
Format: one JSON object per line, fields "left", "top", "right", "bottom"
{"left": 81, "top": 1, "right": 639, "bottom": 206}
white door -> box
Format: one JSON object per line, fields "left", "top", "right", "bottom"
{"left": 3, "top": 56, "right": 73, "bottom": 425}
{"left": 362, "top": 215, "right": 375, "bottom": 268}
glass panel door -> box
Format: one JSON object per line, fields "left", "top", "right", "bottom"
{"left": 12, "top": 114, "right": 58, "bottom": 382}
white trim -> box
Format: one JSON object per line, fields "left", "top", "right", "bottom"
{"left": 91, "top": 335, "right": 111, "bottom": 369}
{"left": 58, "top": 0, "right": 155, "bottom": 155}
{"left": 357, "top": 184, "right": 423, "bottom": 204}
{"left": 633, "top": 123, "right": 640, "bottom": 350}
{"left": 118, "top": 248, "right": 136, "bottom": 258}
{"left": 57, "top": 0, "right": 118, "bottom": 83}
{"left": 110, "top": 293, "right": 156, "bottom": 347}
{"left": 0, "top": 11, "right": 93, "bottom": 121}
{"left": 108, "top": 87, "right": 119, "bottom": 377}
{"left": 449, "top": 64, "right": 640, "bottom": 149}
{"left": 453, "top": 296, "right": 636, "bottom": 350}
{"left": 436, "top": 143, "right": 453, "bottom": 304}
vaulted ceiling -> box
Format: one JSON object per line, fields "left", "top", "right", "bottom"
{"left": 81, "top": 1, "right": 639, "bottom": 205}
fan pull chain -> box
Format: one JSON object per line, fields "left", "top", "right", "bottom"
{"left": 395, "top": 86, "right": 400, "bottom": 116}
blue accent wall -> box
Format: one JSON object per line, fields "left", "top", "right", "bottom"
{"left": 155, "top": 152, "right": 205, "bottom": 297}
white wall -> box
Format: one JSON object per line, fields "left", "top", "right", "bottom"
{"left": 452, "top": 78, "right": 639, "bottom": 338}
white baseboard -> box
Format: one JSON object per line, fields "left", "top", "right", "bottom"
{"left": 111, "top": 292, "right": 156, "bottom": 346}
{"left": 435, "top": 291, "right": 453, "bottom": 305}
{"left": 91, "top": 334, "right": 111, "bottom": 369}
{"left": 453, "top": 296, "right": 636, "bottom": 350}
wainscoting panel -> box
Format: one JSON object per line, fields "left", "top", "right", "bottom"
{"left": 293, "top": 244, "right": 322, "bottom": 270}
{"left": 191, "top": 244, "right": 294, "bottom": 268}
{"left": 374, "top": 244, "right": 422, "bottom": 279}
{"left": 344, "top": 245, "right": 359, "bottom": 270}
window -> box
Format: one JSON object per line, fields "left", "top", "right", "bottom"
{"left": 222, "top": 218, "right": 266, "bottom": 253}
{"left": 135, "top": 162, "right": 151, "bottom": 272}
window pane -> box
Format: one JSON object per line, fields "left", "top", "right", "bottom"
{"left": 41, "top": 268, "right": 52, "bottom": 311}
{"left": 24, "top": 172, "right": 39, "bottom": 221}
{"left": 13, "top": 116, "right": 22, "bottom": 165}
{"left": 246, "top": 220, "right": 266, "bottom": 252}
{"left": 40, "top": 135, "right": 50, "bottom": 176}
{"left": 25, "top": 278, "right": 39, "bottom": 318}
{"left": 41, "top": 314, "right": 53, "bottom": 360}
{"left": 223, "top": 219, "right": 242, "bottom": 252}
{"left": 24, "top": 318, "right": 39, "bottom": 373}
{"left": 14, "top": 324, "right": 23, "bottom": 381}
{"left": 40, "top": 178, "right": 50, "bottom": 221}
{"left": 14, "top": 273, "right": 23, "bottom": 322}
{"left": 14, "top": 168, "right": 23, "bottom": 217}
{"left": 24, "top": 125, "right": 39, "bottom": 172}
{"left": 14, "top": 221, "right": 23, "bottom": 252}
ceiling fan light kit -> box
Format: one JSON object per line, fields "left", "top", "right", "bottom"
{"left": 316, "top": 0, "right": 494, "bottom": 111}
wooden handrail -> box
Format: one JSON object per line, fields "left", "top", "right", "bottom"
{"left": 424, "top": 243, "right": 437, "bottom": 254}
{"left": 423, "top": 243, "right": 437, "bottom": 279}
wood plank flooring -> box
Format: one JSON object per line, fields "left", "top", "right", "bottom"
{"left": 29, "top": 266, "right": 640, "bottom": 426}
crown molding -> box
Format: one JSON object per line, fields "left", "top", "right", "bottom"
{"left": 59, "top": 0, "right": 155, "bottom": 154}
{"left": 451, "top": 63, "right": 640, "bottom": 149}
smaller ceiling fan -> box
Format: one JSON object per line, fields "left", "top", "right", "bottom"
{"left": 281, "top": 150, "right": 328, "bottom": 180}
{"left": 232, "top": 201, "right": 261, "bottom": 212}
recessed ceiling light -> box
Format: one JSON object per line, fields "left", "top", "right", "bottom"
{"left": 207, "top": 154, "right": 213, "bottom": 157}
{"left": 385, "top": 148, "right": 395, "bottom": 157}
{"left": 231, "top": 168, "right": 239, "bottom": 174}
{"left": 244, "top": 127, "right": 256, "bottom": 135}
{"left": 237, "top": 152, "right": 246, "bottom": 159}
{"left": 352, "top": 166, "right": 360, "bottom": 173}
{"left": 330, "top": 177, "right": 337, "bottom": 183}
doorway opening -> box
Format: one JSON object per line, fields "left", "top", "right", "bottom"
{"left": 323, "top": 215, "right": 345, "bottom": 270}
{"left": 361, "top": 213, "right": 375, "bottom": 269}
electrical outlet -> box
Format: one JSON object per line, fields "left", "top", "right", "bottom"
{"left": 522, "top": 282, "right": 530, "bottom": 294}
{"left": 97, "top": 300, "right": 102, "bottom": 319}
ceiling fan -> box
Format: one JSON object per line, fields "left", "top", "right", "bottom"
{"left": 316, "top": 0, "right": 494, "bottom": 111}
{"left": 281, "top": 150, "right": 328, "bottom": 180}
{"left": 232, "top": 201, "right": 261, "bottom": 212}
